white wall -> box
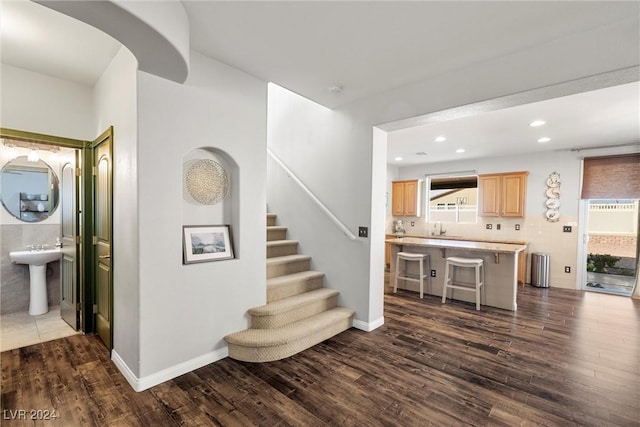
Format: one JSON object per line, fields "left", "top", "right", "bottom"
{"left": 134, "top": 51, "right": 266, "bottom": 382}
{"left": 93, "top": 46, "right": 140, "bottom": 375}
{"left": 0, "top": 63, "right": 93, "bottom": 226}
{"left": 267, "top": 84, "right": 381, "bottom": 328}
{"left": 0, "top": 64, "right": 94, "bottom": 140}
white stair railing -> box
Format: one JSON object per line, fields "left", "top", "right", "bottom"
{"left": 268, "top": 148, "right": 358, "bottom": 240}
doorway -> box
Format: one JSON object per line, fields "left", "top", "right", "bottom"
{"left": 0, "top": 127, "right": 114, "bottom": 351}
{"left": 582, "top": 199, "right": 639, "bottom": 296}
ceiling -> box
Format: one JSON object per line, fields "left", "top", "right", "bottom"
{"left": 1, "top": 0, "right": 121, "bottom": 86}
{"left": 386, "top": 81, "right": 640, "bottom": 166}
{"left": 1, "top": 0, "right": 639, "bottom": 164}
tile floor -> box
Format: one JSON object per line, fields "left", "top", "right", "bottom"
{"left": 0, "top": 306, "right": 79, "bottom": 352}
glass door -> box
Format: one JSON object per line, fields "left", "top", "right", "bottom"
{"left": 582, "top": 199, "right": 638, "bottom": 296}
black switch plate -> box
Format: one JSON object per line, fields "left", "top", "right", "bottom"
{"left": 431, "top": 270, "right": 436, "bottom": 277}
{"left": 565, "top": 266, "right": 571, "bottom": 273}
{"left": 358, "top": 226, "right": 368, "bottom": 238}
{"left": 486, "top": 224, "right": 493, "bottom": 229}
{"left": 515, "top": 224, "right": 521, "bottom": 231}
{"left": 563, "top": 226, "right": 572, "bottom": 232}
{"left": 496, "top": 224, "right": 501, "bottom": 230}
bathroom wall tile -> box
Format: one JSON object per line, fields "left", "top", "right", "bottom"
{"left": 1, "top": 224, "right": 61, "bottom": 315}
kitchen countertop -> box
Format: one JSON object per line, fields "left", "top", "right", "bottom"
{"left": 386, "top": 237, "right": 527, "bottom": 254}
{"left": 388, "top": 233, "right": 527, "bottom": 246}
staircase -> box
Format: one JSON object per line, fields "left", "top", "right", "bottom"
{"left": 224, "top": 213, "right": 355, "bottom": 362}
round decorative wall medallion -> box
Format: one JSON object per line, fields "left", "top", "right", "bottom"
{"left": 183, "top": 159, "right": 230, "bottom": 205}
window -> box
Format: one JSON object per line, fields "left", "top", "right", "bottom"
{"left": 427, "top": 176, "right": 478, "bottom": 223}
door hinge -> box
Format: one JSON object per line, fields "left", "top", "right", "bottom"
{"left": 93, "top": 236, "right": 98, "bottom": 245}
{"left": 76, "top": 302, "right": 81, "bottom": 311}
{"left": 76, "top": 168, "right": 81, "bottom": 177}
{"left": 93, "top": 304, "right": 98, "bottom": 314}
{"left": 76, "top": 236, "right": 81, "bottom": 245}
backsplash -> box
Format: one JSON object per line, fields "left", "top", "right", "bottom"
{"left": 387, "top": 214, "right": 580, "bottom": 289}
{"left": 1, "top": 224, "right": 60, "bottom": 315}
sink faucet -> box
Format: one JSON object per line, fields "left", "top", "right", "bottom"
{"left": 434, "top": 221, "right": 446, "bottom": 236}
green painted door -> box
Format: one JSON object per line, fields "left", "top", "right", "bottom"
{"left": 93, "top": 129, "right": 113, "bottom": 349}
{"left": 60, "top": 152, "right": 80, "bottom": 329}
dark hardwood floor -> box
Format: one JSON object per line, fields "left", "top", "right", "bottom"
{"left": 2, "top": 286, "right": 639, "bottom": 426}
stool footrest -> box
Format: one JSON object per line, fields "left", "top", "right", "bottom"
{"left": 444, "top": 282, "right": 483, "bottom": 291}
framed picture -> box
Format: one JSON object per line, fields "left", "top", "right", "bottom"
{"left": 182, "top": 225, "right": 234, "bottom": 264}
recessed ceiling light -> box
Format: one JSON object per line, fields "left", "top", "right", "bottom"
{"left": 537, "top": 137, "right": 551, "bottom": 143}
{"left": 394, "top": 157, "right": 403, "bottom": 161}
{"left": 529, "top": 120, "right": 546, "bottom": 127}
{"left": 456, "top": 148, "right": 465, "bottom": 154}
{"left": 434, "top": 136, "right": 447, "bottom": 142}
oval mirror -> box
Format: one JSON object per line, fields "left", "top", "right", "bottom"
{"left": 1, "top": 156, "right": 60, "bottom": 222}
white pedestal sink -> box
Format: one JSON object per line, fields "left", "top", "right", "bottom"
{"left": 9, "top": 248, "right": 61, "bottom": 315}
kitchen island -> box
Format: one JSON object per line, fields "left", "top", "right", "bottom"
{"left": 387, "top": 237, "right": 527, "bottom": 311}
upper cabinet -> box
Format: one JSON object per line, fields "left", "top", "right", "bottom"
{"left": 392, "top": 179, "right": 421, "bottom": 217}
{"left": 478, "top": 171, "right": 528, "bottom": 217}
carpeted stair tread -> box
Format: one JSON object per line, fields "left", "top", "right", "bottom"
{"left": 267, "top": 271, "right": 325, "bottom": 302}
{"left": 267, "top": 254, "right": 311, "bottom": 265}
{"left": 266, "top": 240, "right": 299, "bottom": 258}
{"left": 225, "top": 307, "right": 355, "bottom": 348}
{"left": 266, "top": 239, "right": 298, "bottom": 247}
{"left": 268, "top": 270, "right": 325, "bottom": 287}
{"left": 267, "top": 226, "right": 288, "bottom": 241}
{"left": 267, "top": 213, "right": 277, "bottom": 226}
{"left": 267, "top": 255, "right": 311, "bottom": 279}
{"left": 249, "top": 288, "right": 338, "bottom": 317}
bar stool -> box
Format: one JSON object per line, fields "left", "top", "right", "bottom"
{"left": 442, "top": 256, "right": 484, "bottom": 310}
{"left": 394, "top": 252, "right": 430, "bottom": 298}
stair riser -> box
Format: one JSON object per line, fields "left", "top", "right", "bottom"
{"left": 267, "top": 215, "right": 277, "bottom": 226}
{"left": 267, "top": 276, "right": 324, "bottom": 302}
{"left": 267, "top": 259, "right": 311, "bottom": 279}
{"left": 267, "top": 229, "right": 287, "bottom": 241}
{"left": 267, "top": 243, "right": 298, "bottom": 258}
{"left": 227, "top": 314, "right": 354, "bottom": 363}
{"left": 251, "top": 295, "right": 338, "bottom": 329}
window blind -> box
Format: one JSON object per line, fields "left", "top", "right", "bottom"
{"left": 581, "top": 154, "right": 640, "bottom": 199}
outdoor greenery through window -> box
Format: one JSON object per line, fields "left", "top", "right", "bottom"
{"left": 427, "top": 175, "right": 478, "bottom": 223}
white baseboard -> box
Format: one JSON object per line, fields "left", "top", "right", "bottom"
{"left": 111, "top": 346, "right": 229, "bottom": 392}
{"left": 352, "top": 316, "right": 384, "bottom": 332}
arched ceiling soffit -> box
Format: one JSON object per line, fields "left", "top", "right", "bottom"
{"left": 34, "top": 0, "right": 189, "bottom": 83}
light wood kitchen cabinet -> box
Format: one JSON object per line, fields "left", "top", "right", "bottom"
{"left": 518, "top": 250, "right": 526, "bottom": 285}
{"left": 385, "top": 234, "right": 395, "bottom": 267}
{"left": 478, "top": 172, "right": 528, "bottom": 217}
{"left": 392, "top": 180, "right": 420, "bottom": 216}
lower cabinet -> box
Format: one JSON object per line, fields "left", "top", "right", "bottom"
{"left": 385, "top": 234, "right": 395, "bottom": 267}
{"left": 518, "top": 250, "right": 527, "bottom": 285}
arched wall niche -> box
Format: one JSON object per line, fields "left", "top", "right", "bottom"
{"left": 182, "top": 147, "right": 240, "bottom": 257}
